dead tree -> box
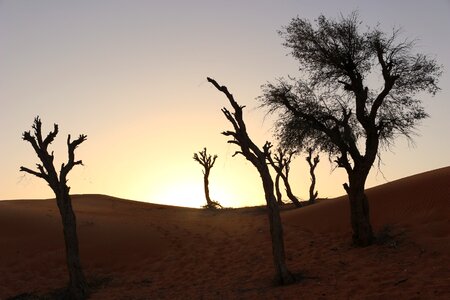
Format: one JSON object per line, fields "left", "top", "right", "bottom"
{"left": 20, "top": 117, "right": 89, "bottom": 300}
{"left": 207, "top": 77, "right": 295, "bottom": 285}
{"left": 274, "top": 171, "right": 283, "bottom": 205}
{"left": 306, "top": 148, "right": 320, "bottom": 204}
{"left": 193, "top": 148, "right": 222, "bottom": 209}
{"left": 267, "top": 146, "right": 302, "bottom": 207}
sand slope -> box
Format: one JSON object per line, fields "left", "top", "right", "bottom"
{"left": 0, "top": 167, "right": 449, "bottom": 299}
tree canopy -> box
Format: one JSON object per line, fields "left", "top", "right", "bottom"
{"left": 260, "top": 12, "right": 442, "bottom": 166}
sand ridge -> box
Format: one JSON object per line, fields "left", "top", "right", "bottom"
{"left": 0, "top": 167, "right": 449, "bottom": 299}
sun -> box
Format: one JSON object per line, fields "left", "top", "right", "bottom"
{"left": 154, "top": 180, "right": 204, "bottom": 208}
{"left": 152, "top": 178, "right": 234, "bottom": 208}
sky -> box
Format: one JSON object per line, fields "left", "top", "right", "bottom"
{"left": 1, "top": 0, "right": 449, "bottom": 208}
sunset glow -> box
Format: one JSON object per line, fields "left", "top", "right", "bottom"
{"left": 152, "top": 178, "right": 236, "bottom": 208}
{"left": 1, "top": 1, "right": 449, "bottom": 207}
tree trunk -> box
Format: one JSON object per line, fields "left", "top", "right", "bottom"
{"left": 207, "top": 77, "right": 294, "bottom": 285}
{"left": 275, "top": 173, "right": 283, "bottom": 205}
{"left": 56, "top": 190, "right": 89, "bottom": 300}
{"left": 306, "top": 150, "right": 319, "bottom": 204}
{"left": 259, "top": 165, "right": 295, "bottom": 285}
{"left": 308, "top": 169, "right": 318, "bottom": 204}
{"left": 280, "top": 173, "right": 302, "bottom": 207}
{"left": 203, "top": 171, "right": 213, "bottom": 207}
{"left": 345, "top": 172, "right": 374, "bottom": 247}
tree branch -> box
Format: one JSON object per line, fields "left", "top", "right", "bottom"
{"left": 193, "top": 148, "right": 218, "bottom": 172}
{"left": 42, "top": 123, "right": 59, "bottom": 150}
{"left": 20, "top": 166, "right": 47, "bottom": 179}
{"left": 369, "top": 38, "right": 398, "bottom": 121}
{"left": 22, "top": 131, "right": 41, "bottom": 155}
{"left": 60, "top": 134, "right": 87, "bottom": 181}
{"left": 209, "top": 77, "right": 247, "bottom": 132}
{"left": 32, "top": 116, "right": 44, "bottom": 148}
{"left": 209, "top": 77, "right": 267, "bottom": 169}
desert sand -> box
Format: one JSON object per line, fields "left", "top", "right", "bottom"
{"left": 1, "top": 167, "right": 449, "bottom": 299}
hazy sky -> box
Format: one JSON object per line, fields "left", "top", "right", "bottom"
{"left": 1, "top": 0, "right": 449, "bottom": 208}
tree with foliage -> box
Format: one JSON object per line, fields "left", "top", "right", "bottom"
{"left": 259, "top": 12, "right": 441, "bottom": 246}
{"left": 266, "top": 145, "right": 302, "bottom": 207}
{"left": 306, "top": 148, "right": 320, "bottom": 204}
{"left": 193, "top": 147, "right": 222, "bottom": 209}
{"left": 20, "top": 117, "right": 89, "bottom": 299}
{"left": 207, "top": 77, "right": 295, "bottom": 285}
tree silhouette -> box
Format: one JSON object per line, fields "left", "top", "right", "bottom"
{"left": 20, "top": 117, "right": 89, "bottom": 299}
{"left": 207, "top": 77, "right": 295, "bottom": 285}
{"left": 266, "top": 145, "right": 302, "bottom": 207}
{"left": 306, "top": 148, "right": 320, "bottom": 204}
{"left": 274, "top": 169, "right": 283, "bottom": 206}
{"left": 260, "top": 12, "right": 441, "bottom": 246}
{"left": 193, "top": 147, "right": 222, "bottom": 209}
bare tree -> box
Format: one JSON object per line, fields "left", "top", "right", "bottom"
{"left": 266, "top": 146, "right": 302, "bottom": 207}
{"left": 259, "top": 12, "right": 441, "bottom": 246}
{"left": 306, "top": 148, "right": 320, "bottom": 204}
{"left": 274, "top": 171, "right": 283, "bottom": 205}
{"left": 20, "top": 117, "right": 89, "bottom": 299}
{"left": 207, "top": 77, "right": 295, "bottom": 285}
{"left": 193, "top": 147, "right": 222, "bottom": 209}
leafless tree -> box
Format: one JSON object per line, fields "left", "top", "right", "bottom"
{"left": 306, "top": 148, "right": 320, "bottom": 204}
{"left": 193, "top": 147, "right": 222, "bottom": 209}
{"left": 274, "top": 171, "right": 283, "bottom": 206}
{"left": 266, "top": 146, "right": 302, "bottom": 207}
{"left": 207, "top": 77, "right": 295, "bottom": 285}
{"left": 20, "top": 117, "right": 89, "bottom": 299}
{"left": 260, "top": 12, "right": 441, "bottom": 246}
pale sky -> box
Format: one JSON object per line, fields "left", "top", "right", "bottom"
{"left": 1, "top": 0, "right": 449, "bottom": 208}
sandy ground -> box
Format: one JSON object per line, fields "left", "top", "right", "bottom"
{"left": 0, "top": 167, "right": 449, "bottom": 299}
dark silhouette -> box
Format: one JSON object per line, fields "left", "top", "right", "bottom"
{"left": 20, "top": 117, "right": 89, "bottom": 299}
{"left": 207, "top": 77, "right": 295, "bottom": 285}
{"left": 274, "top": 168, "right": 283, "bottom": 206}
{"left": 266, "top": 145, "right": 302, "bottom": 207}
{"left": 193, "top": 148, "right": 222, "bottom": 209}
{"left": 306, "top": 148, "right": 320, "bottom": 204}
{"left": 259, "top": 12, "right": 441, "bottom": 246}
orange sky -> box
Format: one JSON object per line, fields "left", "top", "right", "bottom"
{"left": 1, "top": 1, "right": 449, "bottom": 207}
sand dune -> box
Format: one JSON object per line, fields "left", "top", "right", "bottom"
{"left": 1, "top": 167, "right": 449, "bottom": 299}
